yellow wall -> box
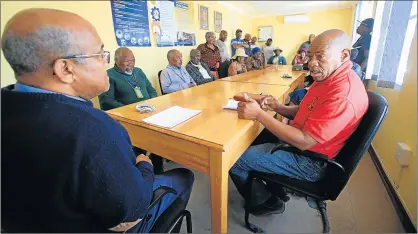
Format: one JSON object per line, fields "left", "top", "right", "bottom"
{"left": 251, "top": 8, "right": 355, "bottom": 63}
{"left": 0, "top": 1, "right": 253, "bottom": 95}
{"left": 367, "top": 31, "right": 417, "bottom": 225}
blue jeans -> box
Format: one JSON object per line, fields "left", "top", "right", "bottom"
{"left": 129, "top": 168, "right": 194, "bottom": 233}
{"left": 229, "top": 143, "right": 326, "bottom": 205}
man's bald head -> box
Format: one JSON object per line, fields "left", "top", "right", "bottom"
{"left": 114, "top": 47, "right": 135, "bottom": 75}
{"left": 308, "top": 29, "right": 351, "bottom": 82}
{"left": 167, "top": 49, "right": 183, "bottom": 67}
{"left": 2, "top": 8, "right": 109, "bottom": 99}
{"left": 2, "top": 8, "right": 100, "bottom": 77}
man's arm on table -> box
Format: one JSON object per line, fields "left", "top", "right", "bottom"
{"left": 257, "top": 110, "right": 317, "bottom": 150}
{"left": 234, "top": 93, "right": 299, "bottom": 119}
{"left": 236, "top": 95, "right": 316, "bottom": 150}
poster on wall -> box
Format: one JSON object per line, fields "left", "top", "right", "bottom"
{"left": 199, "top": 5, "right": 209, "bottom": 30}
{"left": 150, "top": 1, "right": 196, "bottom": 47}
{"left": 110, "top": 0, "right": 151, "bottom": 47}
{"left": 214, "top": 11, "right": 222, "bottom": 33}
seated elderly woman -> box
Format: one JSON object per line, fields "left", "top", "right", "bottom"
{"left": 228, "top": 48, "right": 248, "bottom": 76}
{"left": 267, "top": 47, "right": 287, "bottom": 65}
{"left": 186, "top": 49, "right": 216, "bottom": 85}
{"left": 246, "top": 47, "right": 266, "bottom": 71}
{"left": 291, "top": 48, "right": 309, "bottom": 65}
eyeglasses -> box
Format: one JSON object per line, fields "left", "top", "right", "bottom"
{"left": 59, "top": 51, "right": 111, "bottom": 64}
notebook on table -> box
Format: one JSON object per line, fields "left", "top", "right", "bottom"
{"left": 142, "top": 105, "right": 202, "bottom": 129}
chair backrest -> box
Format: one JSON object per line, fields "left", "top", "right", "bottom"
{"left": 158, "top": 70, "right": 165, "bottom": 95}
{"left": 324, "top": 91, "right": 388, "bottom": 200}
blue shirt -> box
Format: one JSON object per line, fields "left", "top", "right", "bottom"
{"left": 14, "top": 82, "right": 86, "bottom": 102}
{"left": 231, "top": 38, "right": 246, "bottom": 56}
{"left": 160, "top": 65, "right": 196, "bottom": 94}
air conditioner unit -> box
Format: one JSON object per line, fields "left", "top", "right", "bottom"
{"left": 284, "top": 14, "right": 309, "bottom": 24}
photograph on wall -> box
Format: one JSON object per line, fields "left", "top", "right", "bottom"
{"left": 214, "top": 11, "right": 222, "bottom": 33}
{"left": 110, "top": 0, "right": 151, "bottom": 47}
{"left": 199, "top": 5, "right": 209, "bottom": 30}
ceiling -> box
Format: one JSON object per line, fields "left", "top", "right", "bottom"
{"left": 217, "top": 1, "right": 357, "bottom": 18}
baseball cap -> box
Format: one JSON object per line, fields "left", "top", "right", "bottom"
{"left": 236, "top": 29, "right": 242, "bottom": 33}
{"left": 358, "top": 18, "right": 374, "bottom": 30}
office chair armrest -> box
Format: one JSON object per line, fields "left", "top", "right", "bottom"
{"left": 147, "top": 186, "right": 178, "bottom": 211}
{"left": 271, "top": 144, "right": 345, "bottom": 173}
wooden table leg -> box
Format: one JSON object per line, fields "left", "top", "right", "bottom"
{"left": 209, "top": 149, "right": 228, "bottom": 233}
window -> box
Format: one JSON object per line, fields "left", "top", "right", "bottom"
{"left": 352, "top": 1, "right": 377, "bottom": 44}
{"left": 362, "top": 0, "right": 415, "bottom": 89}
{"left": 395, "top": 1, "right": 417, "bottom": 86}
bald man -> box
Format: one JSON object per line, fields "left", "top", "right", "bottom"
{"left": 160, "top": 49, "right": 196, "bottom": 94}
{"left": 230, "top": 29, "right": 368, "bottom": 215}
{"left": 99, "top": 47, "right": 157, "bottom": 111}
{"left": 99, "top": 48, "right": 163, "bottom": 175}
{"left": 2, "top": 8, "right": 194, "bottom": 233}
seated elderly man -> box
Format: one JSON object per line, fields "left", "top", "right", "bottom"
{"left": 246, "top": 47, "right": 266, "bottom": 71}
{"left": 230, "top": 29, "right": 368, "bottom": 215}
{"left": 197, "top": 31, "right": 221, "bottom": 78}
{"left": 99, "top": 47, "right": 157, "bottom": 110}
{"left": 160, "top": 49, "right": 196, "bottom": 94}
{"left": 2, "top": 8, "right": 194, "bottom": 233}
{"left": 99, "top": 47, "right": 163, "bottom": 174}
{"left": 186, "top": 49, "right": 216, "bottom": 85}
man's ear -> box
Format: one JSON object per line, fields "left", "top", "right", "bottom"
{"left": 341, "top": 48, "right": 351, "bottom": 62}
{"left": 53, "top": 59, "right": 75, "bottom": 84}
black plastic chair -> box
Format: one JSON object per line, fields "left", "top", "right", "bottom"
{"left": 135, "top": 186, "right": 192, "bottom": 233}
{"left": 244, "top": 91, "right": 388, "bottom": 233}
{"left": 158, "top": 70, "right": 165, "bottom": 95}
{"left": 2, "top": 186, "right": 192, "bottom": 233}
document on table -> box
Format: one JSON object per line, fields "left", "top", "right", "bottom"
{"left": 142, "top": 105, "right": 202, "bottom": 129}
{"left": 223, "top": 99, "right": 239, "bottom": 110}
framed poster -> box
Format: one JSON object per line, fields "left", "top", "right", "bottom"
{"left": 258, "top": 26, "right": 273, "bottom": 42}
{"left": 110, "top": 0, "right": 151, "bottom": 47}
{"left": 199, "top": 5, "right": 209, "bottom": 30}
{"left": 214, "top": 11, "right": 222, "bottom": 33}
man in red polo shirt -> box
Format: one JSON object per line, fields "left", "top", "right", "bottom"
{"left": 230, "top": 29, "right": 368, "bottom": 215}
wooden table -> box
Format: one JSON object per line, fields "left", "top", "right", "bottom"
{"left": 220, "top": 66, "right": 307, "bottom": 103}
{"left": 107, "top": 81, "right": 289, "bottom": 233}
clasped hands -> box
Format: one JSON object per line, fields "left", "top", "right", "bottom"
{"left": 233, "top": 92, "right": 280, "bottom": 120}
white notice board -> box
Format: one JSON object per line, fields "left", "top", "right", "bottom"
{"left": 258, "top": 26, "right": 273, "bottom": 42}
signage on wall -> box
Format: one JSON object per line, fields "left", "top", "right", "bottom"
{"left": 110, "top": 0, "right": 151, "bottom": 47}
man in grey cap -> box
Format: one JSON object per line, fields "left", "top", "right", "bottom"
{"left": 231, "top": 29, "right": 249, "bottom": 56}
{"left": 353, "top": 18, "right": 374, "bottom": 70}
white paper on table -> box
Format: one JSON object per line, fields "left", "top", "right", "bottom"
{"left": 223, "top": 99, "right": 239, "bottom": 110}
{"left": 142, "top": 105, "right": 202, "bottom": 129}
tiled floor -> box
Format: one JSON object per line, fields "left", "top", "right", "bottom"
{"left": 166, "top": 153, "right": 405, "bottom": 233}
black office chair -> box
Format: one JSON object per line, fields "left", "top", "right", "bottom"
{"left": 2, "top": 186, "right": 192, "bottom": 233}
{"left": 158, "top": 70, "right": 165, "bottom": 95}
{"left": 135, "top": 186, "right": 192, "bottom": 233}
{"left": 244, "top": 91, "right": 388, "bottom": 233}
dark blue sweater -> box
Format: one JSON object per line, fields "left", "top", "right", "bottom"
{"left": 1, "top": 85, "right": 154, "bottom": 232}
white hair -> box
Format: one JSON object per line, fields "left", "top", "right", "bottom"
{"left": 205, "top": 31, "right": 215, "bottom": 40}
{"left": 1, "top": 25, "right": 83, "bottom": 77}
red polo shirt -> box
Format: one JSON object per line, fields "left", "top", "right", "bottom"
{"left": 291, "top": 61, "right": 369, "bottom": 159}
